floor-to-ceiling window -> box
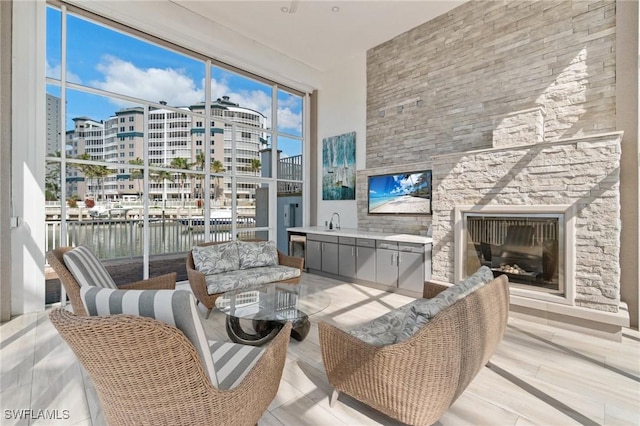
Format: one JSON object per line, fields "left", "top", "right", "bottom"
{"left": 45, "top": 3, "right": 306, "bottom": 286}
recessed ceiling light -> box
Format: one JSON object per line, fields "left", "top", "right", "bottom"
{"left": 331, "top": 6, "right": 340, "bottom": 12}
{"left": 281, "top": 6, "right": 289, "bottom": 13}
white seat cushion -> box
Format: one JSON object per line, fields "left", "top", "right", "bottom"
{"left": 80, "top": 286, "right": 219, "bottom": 388}
{"left": 209, "top": 340, "right": 265, "bottom": 390}
{"left": 205, "top": 265, "right": 301, "bottom": 295}
{"left": 63, "top": 245, "right": 117, "bottom": 289}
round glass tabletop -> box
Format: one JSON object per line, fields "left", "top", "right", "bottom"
{"left": 215, "top": 282, "right": 331, "bottom": 322}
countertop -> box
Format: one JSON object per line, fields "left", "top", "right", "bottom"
{"left": 287, "top": 226, "right": 432, "bottom": 245}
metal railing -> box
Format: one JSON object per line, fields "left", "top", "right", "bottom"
{"left": 278, "top": 155, "right": 302, "bottom": 181}
{"left": 45, "top": 217, "right": 257, "bottom": 260}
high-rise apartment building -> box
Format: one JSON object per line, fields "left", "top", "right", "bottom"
{"left": 64, "top": 96, "right": 265, "bottom": 202}
{"left": 46, "top": 93, "right": 61, "bottom": 155}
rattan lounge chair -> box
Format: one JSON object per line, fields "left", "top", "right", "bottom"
{"left": 47, "top": 246, "right": 176, "bottom": 316}
{"left": 319, "top": 275, "right": 509, "bottom": 425}
{"left": 50, "top": 308, "right": 291, "bottom": 425}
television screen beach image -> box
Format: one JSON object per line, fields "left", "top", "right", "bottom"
{"left": 368, "top": 171, "right": 432, "bottom": 215}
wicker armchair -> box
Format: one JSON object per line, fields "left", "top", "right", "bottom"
{"left": 47, "top": 247, "right": 176, "bottom": 316}
{"left": 187, "top": 239, "right": 304, "bottom": 318}
{"left": 50, "top": 308, "right": 291, "bottom": 426}
{"left": 319, "top": 275, "right": 509, "bottom": 426}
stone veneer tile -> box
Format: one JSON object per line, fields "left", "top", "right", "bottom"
{"left": 361, "top": 0, "right": 620, "bottom": 312}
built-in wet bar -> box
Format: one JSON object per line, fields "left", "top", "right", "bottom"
{"left": 287, "top": 226, "right": 432, "bottom": 298}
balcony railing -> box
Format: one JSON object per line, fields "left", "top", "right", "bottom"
{"left": 45, "top": 215, "right": 257, "bottom": 260}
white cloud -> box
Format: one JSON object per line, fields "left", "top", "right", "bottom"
{"left": 210, "top": 85, "right": 301, "bottom": 133}
{"left": 277, "top": 107, "right": 303, "bottom": 134}
{"left": 46, "top": 60, "right": 82, "bottom": 84}
{"left": 91, "top": 55, "right": 203, "bottom": 106}
{"left": 390, "top": 174, "right": 419, "bottom": 195}
{"left": 90, "top": 55, "right": 302, "bottom": 132}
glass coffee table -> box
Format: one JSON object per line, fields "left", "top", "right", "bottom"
{"left": 215, "top": 282, "right": 331, "bottom": 346}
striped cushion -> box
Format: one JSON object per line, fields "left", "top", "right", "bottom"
{"left": 63, "top": 245, "right": 117, "bottom": 289}
{"left": 209, "top": 340, "right": 264, "bottom": 390}
{"left": 80, "top": 287, "right": 218, "bottom": 388}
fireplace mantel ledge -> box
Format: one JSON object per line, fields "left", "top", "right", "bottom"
{"left": 430, "top": 130, "right": 624, "bottom": 161}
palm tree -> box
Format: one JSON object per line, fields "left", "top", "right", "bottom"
{"left": 249, "top": 158, "right": 261, "bottom": 176}
{"left": 75, "top": 153, "right": 96, "bottom": 200}
{"left": 211, "top": 160, "right": 225, "bottom": 201}
{"left": 192, "top": 152, "right": 206, "bottom": 200}
{"left": 128, "top": 157, "right": 144, "bottom": 199}
{"left": 149, "top": 166, "right": 173, "bottom": 206}
{"left": 45, "top": 151, "right": 61, "bottom": 201}
{"left": 414, "top": 172, "right": 431, "bottom": 198}
{"left": 93, "top": 165, "right": 112, "bottom": 202}
{"left": 170, "top": 157, "right": 191, "bottom": 206}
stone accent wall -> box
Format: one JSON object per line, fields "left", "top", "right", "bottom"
{"left": 366, "top": 0, "right": 616, "bottom": 169}
{"left": 431, "top": 132, "right": 622, "bottom": 312}
{"left": 356, "top": 162, "right": 432, "bottom": 235}
{"left": 493, "top": 107, "right": 545, "bottom": 148}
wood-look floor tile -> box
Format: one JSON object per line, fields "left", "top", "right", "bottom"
{"left": 0, "top": 383, "right": 31, "bottom": 426}
{"left": 1, "top": 313, "right": 38, "bottom": 391}
{"left": 258, "top": 410, "right": 285, "bottom": 426}
{"left": 2, "top": 275, "right": 639, "bottom": 426}
{"left": 440, "top": 389, "right": 521, "bottom": 426}
{"left": 268, "top": 394, "right": 344, "bottom": 426}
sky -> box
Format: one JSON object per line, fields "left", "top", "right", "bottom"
{"left": 46, "top": 7, "right": 303, "bottom": 154}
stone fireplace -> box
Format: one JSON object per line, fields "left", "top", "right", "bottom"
{"left": 428, "top": 109, "right": 627, "bottom": 338}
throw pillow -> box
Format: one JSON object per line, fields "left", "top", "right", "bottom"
{"left": 192, "top": 242, "right": 240, "bottom": 275}
{"left": 63, "top": 245, "right": 117, "bottom": 289}
{"left": 447, "top": 265, "right": 494, "bottom": 301}
{"left": 236, "top": 240, "right": 278, "bottom": 270}
{"left": 395, "top": 266, "right": 494, "bottom": 343}
{"left": 80, "top": 286, "right": 218, "bottom": 388}
{"left": 396, "top": 306, "right": 431, "bottom": 343}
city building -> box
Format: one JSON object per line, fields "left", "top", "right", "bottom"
{"left": 63, "top": 97, "right": 264, "bottom": 202}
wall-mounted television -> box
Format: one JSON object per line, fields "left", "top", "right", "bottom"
{"left": 368, "top": 170, "right": 432, "bottom": 215}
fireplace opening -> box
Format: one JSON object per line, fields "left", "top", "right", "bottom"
{"left": 463, "top": 214, "right": 564, "bottom": 294}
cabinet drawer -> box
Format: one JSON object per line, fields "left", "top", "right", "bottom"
{"left": 339, "top": 236, "right": 356, "bottom": 245}
{"left": 307, "top": 233, "right": 338, "bottom": 243}
{"left": 398, "top": 243, "right": 424, "bottom": 253}
{"left": 376, "top": 241, "right": 398, "bottom": 250}
{"left": 356, "top": 238, "right": 376, "bottom": 248}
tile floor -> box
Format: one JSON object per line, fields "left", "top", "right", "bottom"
{"left": 1, "top": 273, "right": 639, "bottom": 425}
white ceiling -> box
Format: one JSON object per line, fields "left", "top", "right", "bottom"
{"left": 172, "top": 1, "right": 464, "bottom": 72}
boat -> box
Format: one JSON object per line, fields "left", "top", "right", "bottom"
{"left": 177, "top": 209, "right": 254, "bottom": 228}
{"left": 88, "top": 204, "right": 130, "bottom": 218}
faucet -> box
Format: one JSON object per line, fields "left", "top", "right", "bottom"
{"left": 329, "top": 212, "right": 341, "bottom": 230}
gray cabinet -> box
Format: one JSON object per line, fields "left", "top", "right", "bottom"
{"left": 339, "top": 237, "right": 356, "bottom": 278}
{"left": 300, "top": 231, "right": 430, "bottom": 296}
{"left": 356, "top": 239, "right": 376, "bottom": 282}
{"left": 321, "top": 241, "right": 339, "bottom": 275}
{"left": 306, "top": 240, "right": 322, "bottom": 271}
{"left": 376, "top": 241, "right": 426, "bottom": 291}
{"left": 398, "top": 243, "right": 426, "bottom": 293}
{"left": 376, "top": 242, "right": 399, "bottom": 286}
{"left": 307, "top": 234, "right": 339, "bottom": 275}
